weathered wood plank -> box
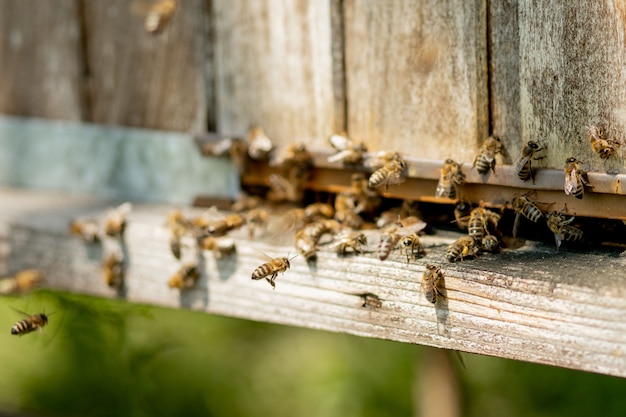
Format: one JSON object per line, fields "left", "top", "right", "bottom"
{"left": 0, "top": 0, "right": 85, "bottom": 120}
{"left": 82, "top": 0, "right": 209, "bottom": 131}
{"left": 1, "top": 187, "right": 625, "bottom": 377}
{"left": 516, "top": 1, "right": 626, "bottom": 173}
{"left": 211, "top": 0, "right": 338, "bottom": 146}
{"left": 343, "top": 0, "right": 489, "bottom": 159}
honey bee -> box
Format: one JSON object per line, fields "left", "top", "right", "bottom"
{"left": 11, "top": 309, "right": 50, "bottom": 336}
{"left": 327, "top": 133, "right": 367, "bottom": 165}
{"left": 468, "top": 206, "right": 501, "bottom": 241}
{"left": 368, "top": 153, "right": 407, "bottom": 191}
{"left": 511, "top": 194, "right": 544, "bottom": 237}
{"left": 267, "top": 173, "right": 300, "bottom": 202}
{"left": 377, "top": 225, "right": 401, "bottom": 261}
{"left": 246, "top": 208, "right": 268, "bottom": 239}
{"left": 513, "top": 141, "right": 543, "bottom": 182}
{"left": 564, "top": 157, "right": 591, "bottom": 199}
{"left": 473, "top": 135, "right": 502, "bottom": 175}
{"left": 294, "top": 219, "right": 341, "bottom": 260}
{"left": 400, "top": 232, "right": 426, "bottom": 263}
{"left": 421, "top": 264, "right": 445, "bottom": 304}
{"left": 166, "top": 209, "right": 189, "bottom": 259}
{"left": 102, "top": 250, "right": 124, "bottom": 288}
{"left": 251, "top": 254, "right": 296, "bottom": 289}
{"left": 247, "top": 126, "right": 274, "bottom": 160}
{"left": 168, "top": 262, "right": 201, "bottom": 289}
{"left": 546, "top": 208, "right": 584, "bottom": 251}
{"left": 197, "top": 236, "right": 236, "bottom": 258}
{"left": 69, "top": 219, "right": 101, "bottom": 243}
{"left": 104, "top": 202, "right": 132, "bottom": 237}
{"left": 0, "top": 269, "right": 43, "bottom": 295}
{"left": 204, "top": 213, "right": 246, "bottom": 237}
{"left": 271, "top": 143, "right": 313, "bottom": 174}
{"left": 304, "top": 203, "right": 335, "bottom": 221}
{"left": 480, "top": 234, "right": 500, "bottom": 253}
{"left": 587, "top": 124, "right": 620, "bottom": 160}
{"left": 446, "top": 236, "right": 481, "bottom": 262}
{"left": 294, "top": 228, "right": 318, "bottom": 261}
{"left": 334, "top": 209, "right": 364, "bottom": 229}
{"left": 336, "top": 173, "right": 381, "bottom": 216}
{"left": 453, "top": 200, "right": 472, "bottom": 230}
{"left": 360, "top": 293, "right": 383, "bottom": 309}
{"left": 331, "top": 231, "right": 367, "bottom": 256}
{"left": 144, "top": 0, "right": 177, "bottom": 33}
{"left": 436, "top": 159, "right": 466, "bottom": 199}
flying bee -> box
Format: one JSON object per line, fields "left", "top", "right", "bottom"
{"left": 204, "top": 213, "right": 246, "bottom": 237}
{"left": 0, "top": 269, "right": 43, "bottom": 295}
{"left": 102, "top": 250, "right": 124, "bottom": 288}
{"left": 453, "top": 200, "right": 472, "bottom": 230}
{"left": 421, "top": 264, "right": 445, "bottom": 304}
{"left": 473, "top": 135, "right": 503, "bottom": 175}
{"left": 436, "top": 159, "right": 466, "bottom": 199}
{"left": 446, "top": 236, "right": 481, "bottom": 262}
{"left": 546, "top": 208, "right": 584, "bottom": 251}
{"left": 511, "top": 194, "right": 544, "bottom": 237}
{"left": 246, "top": 126, "right": 273, "bottom": 160}
{"left": 251, "top": 254, "right": 296, "bottom": 290}
{"left": 69, "top": 219, "right": 101, "bottom": 243}
{"left": 168, "top": 262, "right": 201, "bottom": 289}
{"left": 246, "top": 208, "right": 268, "bottom": 239}
{"left": 368, "top": 153, "right": 407, "bottom": 191}
{"left": 513, "top": 140, "right": 544, "bottom": 182}
{"left": 331, "top": 231, "right": 367, "bottom": 256}
{"left": 564, "top": 157, "right": 591, "bottom": 199}
{"left": 103, "top": 202, "right": 132, "bottom": 237}
{"left": 400, "top": 232, "right": 426, "bottom": 264}
{"left": 481, "top": 234, "right": 500, "bottom": 253}
{"left": 327, "top": 133, "right": 367, "bottom": 165}
{"left": 468, "top": 206, "right": 501, "bottom": 241}
{"left": 11, "top": 309, "right": 51, "bottom": 336}
{"left": 377, "top": 225, "right": 401, "bottom": 261}
{"left": 587, "top": 124, "right": 620, "bottom": 160}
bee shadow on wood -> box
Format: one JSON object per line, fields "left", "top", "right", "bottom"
{"left": 178, "top": 252, "right": 209, "bottom": 309}
{"left": 215, "top": 247, "right": 239, "bottom": 281}
{"left": 116, "top": 235, "right": 130, "bottom": 298}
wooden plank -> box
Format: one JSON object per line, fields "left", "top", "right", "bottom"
{"left": 2, "top": 187, "right": 625, "bottom": 377}
{"left": 0, "top": 116, "right": 238, "bottom": 204}
{"left": 343, "top": 0, "right": 489, "bottom": 159}
{"left": 0, "top": 0, "right": 85, "bottom": 120}
{"left": 516, "top": 1, "right": 626, "bottom": 174}
{"left": 211, "top": 0, "right": 338, "bottom": 146}
{"left": 81, "top": 0, "right": 209, "bottom": 131}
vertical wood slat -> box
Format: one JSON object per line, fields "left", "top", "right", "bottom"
{"left": 343, "top": 0, "right": 489, "bottom": 161}
{"left": 0, "top": 0, "right": 85, "bottom": 121}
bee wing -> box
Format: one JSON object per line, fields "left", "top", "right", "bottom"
{"left": 327, "top": 149, "right": 353, "bottom": 163}
{"left": 329, "top": 134, "right": 351, "bottom": 151}
{"left": 512, "top": 212, "right": 522, "bottom": 238}
{"left": 11, "top": 307, "right": 32, "bottom": 318}
{"left": 564, "top": 170, "right": 578, "bottom": 195}
{"left": 513, "top": 154, "right": 529, "bottom": 172}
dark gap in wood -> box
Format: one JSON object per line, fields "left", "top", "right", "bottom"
{"left": 330, "top": 0, "right": 348, "bottom": 134}
{"left": 485, "top": 0, "right": 494, "bottom": 138}
{"left": 203, "top": 0, "right": 218, "bottom": 133}
{"left": 75, "top": 0, "right": 93, "bottom": 122}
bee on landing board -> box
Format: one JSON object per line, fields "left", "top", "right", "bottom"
{"left": 377, "top": 225, "right": 401, "bottom": 261}
{"left": 69, "top": 219, "right": 101, "bottom": 243}
{"left": 102, "top": 250, "right": 125, "bottom": 288}
{"left": 168, "top": 262, "right": 201, "bottom": 289}
{"left": 103, "top": 202, "right": 132, "bottom": 238}
{"left": 546, "top": 207, "right": 583, "bottom": 251}
{"left": 513, "top": 141, "right": 544, "bottom": 182}
{"left": 11, "top": 309, "right": 51, "bottom": 336}
{"left": 473, "top": 136, "right": 502, "bottom": 175}
{"left": 251, "top": 254, "right": 296, "bottom": 290}
{"left": 446, "top": 236, "right": 481, "bottom": 262}
{"left": 421, "top": 264, "right": 445, "bottom": 304}
{"left": 0, "top": 269, "right": 43, "bottom": 295}
{"left": 331, "top": 231, "right": 367, "bottom": 256}
{"left": 436, "top": 159, "right": 466, "bottom": 199}
{"left": 246, "top": 126, "right": 274, "bottom": 160}
{"left": 564, "top": 157, "right": 591, "bottom": 199}
{"left": 586, "top": 124, "right": 620, "bottom": 160}
{"left": 467, "top": 206, "right": 501, "bottom": 242}
{"left": 400, "top": 232, "right": 426, "bottom": 264}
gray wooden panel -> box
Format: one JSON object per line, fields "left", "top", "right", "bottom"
{"left": 517, "top": 1, "right": 626, "bottom": 173}
{"left": 82, "top": 0, "right": 209, "bottom": 131}
{"left": 212, "top": 0, "right": 338, "bottom": 146}
{"left": 343, "top": 0, "right": 489, "bottom": 160}
{"left": 0, "top": 0, "right": 85, "bottom": 120}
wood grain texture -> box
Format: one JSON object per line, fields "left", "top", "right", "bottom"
{"left": 517, "top": 1, "right": 626, "bottom": 173}
{"left": 211, "top": 0, "right": 338, "bottom": 146}
{"left": 343, "top": 0, "right": 489, "bottom": 160}
{"left": 1, "top": 187, "right": 625, "bottom": 377}
{"left": 0, "top": 0, "right": 85, "bottom": 120}
{"left": 82, "top": 0, "right": 209, "bottom": 131}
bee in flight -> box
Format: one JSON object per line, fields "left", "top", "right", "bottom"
{"left": 586, "top": 124, "right": 620, "bottom": 160}
{"left": 564, "top": 157, "right": 591, "bottom": 199}
{"left": 421, "top": 264, "right": 445, "bottom": 304}
{"left": 473, "top": 136, "right": 503, "bottom": 175}
{"left": 513, "top": 141, "right": 544, "bottom": 182}
{"left": 11, "top": 309, "right": 52, "bottom": 336}
{"left": 251, "top": 254, "right": 297, "bottom": 290}
{"left": 436, "top": 159, "right": 466, "bottom": 199}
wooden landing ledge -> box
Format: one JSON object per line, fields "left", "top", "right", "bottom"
{"left": 1, "top": 187, "right": 625, "bottom": 377}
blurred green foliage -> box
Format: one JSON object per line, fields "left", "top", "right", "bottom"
{"left": 0, "top": 290, "right": 624, "bottom": 417}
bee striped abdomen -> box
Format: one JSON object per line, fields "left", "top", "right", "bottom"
{"left": 11, "top": 314, "right": 48, "bottom": 336}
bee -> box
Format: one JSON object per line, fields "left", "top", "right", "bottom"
{"left": 331, "top": 231, "right": 367, "bottom": 256}
{"left": 0, "top": 269, "right": 43, "bottom": 295}
{"left": 368, "top": 153, "right": 407, "bottom": 191}
{"left": 102, "top": 250, "right": 124, "bottom": 288}
{"left": 336, "top": 173, "right": 381, "bottom": 216}
{"left": 327, "top": 133, "right": 367, "bottom": 165}
{"left": 473, "top": 135, "right": 503, "bottom": 175}
{"left": 168, "top": 262, "right": 201, "bottom": 289}
{"left": 400, "top": 232, "right": 426, "bottom": 263}
{"left": 271, "top": 143, "right": 313, "bottom": 174}
{"left": 446, "top": 236, "right": 481, "bottom": 262}
{"left": 468, "top": 206, "right": 501, "bottom": 241}
{"left": 69, "top": 219, "right": 101, "bottom": 243}
{"left": 294, "top": 219, "right": 341, "bottom": 260}
{"left": 251, "top": 254, "right": 296, "bottom": 290}
{"left": 511, "top": 194, "right": 544, "bottom": 237}
{"left": 267, "top": 173, "right": 300, "bottom": 202}
{"left": 360, "top": 293, "right": 383, "bottom": 309}
{"left": 377, "top": 225, "right": 401, "bottom": 261}
{"left": 246, "top": 126, "right": 274, "bottom": 160}
{"left": 587, "top": 124, "right": 620, "bottom": 160}
{"left": 304, "top": 203, "right": 335, "bottom": 221}
{"left": 546, "top": 208, "right": 584, "bottom": 251}
{"left": 421, "top": 264, "right": 445, "bottom": 304}
{"left": 246, "top": 208, "right": 268, "bottom": 239}
{"left": 144, "top": 0, "right": 177, "bottom": 33}
{"left": 204, "top": 213, "right": 246, "bottom": 237}
{"left": 481, "top": 234, "right": 500, "bottom": 253}
{"left": 103, "top": 202, "right": 132, "bottom": 237}
{"left": 564, "top": 157, "right": 591, "bottom": 199}
{"left": 294, "top": 228, "right": 318, "bottom": 261}
{"left": 11, "top": 309, "right": 50, "bottom": 336}
{"left": 334, "top": 209, "right": 364, "bottom": 229}
{"left": 513, "top": 141, "right": 543, "bottom": 182}
{"left": 198, "top": 135, "right": 248, "bottom": 173}
{"left": 166, "top": 209, "right": 189, "bottom": 259}
{"left": 436, "top": 159, "right": 466, "bottom": 199}
{"left": 197, "top": 236, "right": 236, "bottom": 258}
{"left": 453, "top": 200, "right": 472, "bottom": 230}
